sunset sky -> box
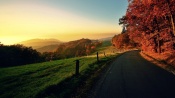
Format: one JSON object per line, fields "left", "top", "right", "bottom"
{"left": 0, "top": 0, "right": 128, "bottom": 45}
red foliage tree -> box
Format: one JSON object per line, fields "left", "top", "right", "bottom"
{"left": 112, "top": 33, "right": 136, "bottom": 49}
{"left": 125, "top": 0, "right": 175, "bottom": 53}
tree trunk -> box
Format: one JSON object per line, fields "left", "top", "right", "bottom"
{"left": 157, "top": 35, "right": 161, "bottom": 54}
{"left": 170, "top": 14, "right": 175, "bottom": 36}
{"left": 154, "top": 17, "right": 161, "bottom": 54}
{"left": 166, "top": 0, "right": 175, "bottom": 36}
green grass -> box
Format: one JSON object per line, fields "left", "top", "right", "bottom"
{"left": 92, "top": 40, "right": 117, "bottom": 57}
{"left": 101, "top": 40, "right": 112, "bottom": 47}
{"left": 0, "top": 54, "right": 119, "bottom": 98}
{"left": 0, "top": 40, "right": 120, "bottom": 98}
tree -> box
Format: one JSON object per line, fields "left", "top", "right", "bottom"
{"left": 0, "top": 44, "right": 41, "bottom": 67}
{"left": 125, "top": 0, "right": 175, "bottom": 53}
{"left": 119, "top": 16, "right": 127, "bottom": 33}
{"left": 112, "top": 33, "right": 136, "bottom": 49}
{"left": 165, "top": 0, "right": 175, "bottom": 36}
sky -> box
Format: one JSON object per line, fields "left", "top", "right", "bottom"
{"left": 0, "top": 0, "right": 128, "bottom": 45}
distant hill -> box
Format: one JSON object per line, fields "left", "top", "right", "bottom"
{"left": 36, "top": 39, "right": 93, "bottom": 53}
{"left": 54, "top": 38, "right": 94, "bottom": 57}
{"left": 36, "top": 37, "right": 112, "bottom": 53}
{"left": 98, "top": 37, "right": 112, "bottom": 41}
{"left": 18, "top": 39, "right": 62, "bottom": 49}
{"left": 36, "top": 44, "right": 59, "bottom": 53}
{"left": 40, "top": 38, "right": 102, "bottom": 60}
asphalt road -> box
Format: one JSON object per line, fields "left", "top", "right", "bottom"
{"left": 89, "top": 50, "right": 175, "bottom": 98}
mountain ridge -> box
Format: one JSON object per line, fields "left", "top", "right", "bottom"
{"left": 17, "top": 38, "right": 63, "bottom": 49}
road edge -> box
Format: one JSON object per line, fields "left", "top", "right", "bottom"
{"left": 85, "top": 52, "right": 126, "bottom": 98}
{"left": 140, "top": 52, "right": 175, "bottom": 75}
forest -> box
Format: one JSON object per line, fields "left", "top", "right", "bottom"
{"left": 112, "top": 0, "right": 175, "bottom": 66}
{"left": 0, "top": 43, "right": 41, "bottom": 67}
{"left": 0, "top": 39, "right": 102, "bottom": 67}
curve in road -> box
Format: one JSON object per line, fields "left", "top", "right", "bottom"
{"left": 90, "top": 50, "right": 175, "bottom": 98}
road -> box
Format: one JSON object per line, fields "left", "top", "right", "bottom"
{"left": 89, "top": 50, "right": 175, "bottom": 98}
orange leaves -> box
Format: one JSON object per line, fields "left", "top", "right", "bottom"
{"left": 142, "top": 0, "right": 152, "bottom": 5}
{"left": 112, "top": 33, "right": 137, "bottom": 49}
{"left": 147, "top": 0, "right": 153, "bottom": 4}
{"left": 125, "top": 0, "right": 175, "bottom": 53}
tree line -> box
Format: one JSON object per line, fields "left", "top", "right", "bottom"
{"left": 0, "top": 44, "right": 42, "bottom": 67}
{"left": 0, "top": 39, "right": 102, "bottom": 67}
{"left": 116, "top": 0, "right": 175, "bottom": 54}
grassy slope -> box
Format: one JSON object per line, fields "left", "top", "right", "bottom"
{"left": 92, "top": 40, "right": 117, "bottom": 56}
{"left": 0, "top": 40, "right": 119, "bottom": 98}
{"left": 0, "top": 57, "right": 95, "bottom": 97}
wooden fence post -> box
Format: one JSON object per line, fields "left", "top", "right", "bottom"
{"left": 104, "top": 52, "right": 106, "bottom": 57}
{"left": 97, "top": 52, "right": 99, "bottom": 62}
{"left": 75, "top": 60, "right": 79, "bottom": 75}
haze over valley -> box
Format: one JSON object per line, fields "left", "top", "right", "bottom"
{"left": 0, "top": 0, "right": 127, "bottom": 45}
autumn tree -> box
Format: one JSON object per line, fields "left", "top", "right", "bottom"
{"left": 112, "top": 33, "right": 136, "bottom": 49}
{"left": 125, "top": 0, "right": 175, "bottom": 53}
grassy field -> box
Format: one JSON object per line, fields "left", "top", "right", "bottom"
{"left": 0, "top": 45, "right": 119, "bottom": 98}
{"left": 92, "top": 40, "right": 117, "bottom": 56}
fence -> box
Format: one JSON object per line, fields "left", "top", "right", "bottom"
{"left": 74, "top": 51, "right": 117, "bottom": 76}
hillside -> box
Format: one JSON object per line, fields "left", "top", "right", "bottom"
{"left": 41, "top": 38, "right": 102, "bottom": 60}
{"left": 0, "top": 42, "right": 119, "bottom": 98}
{"left": 0, "top": 56, "right": 97, "bottom": 98}
{"left": 36, "top": 44, "right": 59, "bottom": 53}
{"left": 29, "top": 37, "right": 112, "bottom": 53}
{"left": 98, "top": 37, "right": 112, "bottom": 41}
{"left": 18, "top": 39, "right": 62, "bottom": 49}
{"left": 36, "top": 39, "right": 102, "bottom": 53}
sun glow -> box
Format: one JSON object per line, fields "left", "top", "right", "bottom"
{"left": 0, "top": 2, "right": 119, "bottom": 45}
